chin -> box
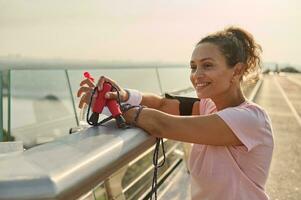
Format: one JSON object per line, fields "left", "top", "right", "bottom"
{"left": 196, "top": 92, "right": 209, "bottom": 99}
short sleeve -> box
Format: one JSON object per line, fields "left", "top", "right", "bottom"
{"left": 216, "top": 105, "right": 269, "bottom": 151}
{"left": 199, "top": 98, "right": 216, "bottom": 115}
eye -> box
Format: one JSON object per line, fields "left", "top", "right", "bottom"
{"left": 190, "top": 64, "right": 197, "bottom": 72}
{"left": 203, "top": 63, "right": 213, "bottom": 68}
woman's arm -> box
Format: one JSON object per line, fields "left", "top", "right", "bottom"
{"left": 140, "top": 93, "right": 180, "bottom": 115}
{"left": 124, "top": 108, "right": 242, "bottom": 146}
{"left": 140, "top": 93, "right": 200, "bottom": 115}
{"left": 78, "top": 76, "right": 200, "bottom": 116}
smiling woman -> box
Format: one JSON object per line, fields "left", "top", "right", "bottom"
{"left": 190, "top": 27, "right": 262, "bottom": 109}
{"left": 78, "top": 26, "right": 274, "bottom": 200}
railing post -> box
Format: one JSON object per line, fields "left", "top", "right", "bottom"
{"left": 155, "top": 67, "right": 163, "bottom": 94}
{"left": 104, "top": 166, "right": 128, "bottom": 200}
{"left": 7, "top": 70, "right": 11, "bottom": 141}
{"left": 65, "top": 69, "right": 80, "bottom": 126}
{"left": 0, "top": 70, "right": 3, "bottom": 141}
{"left": 182, "top": 142, "right": 192, "bottom": 172}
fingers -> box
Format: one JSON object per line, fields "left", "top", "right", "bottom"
{"left": 79, "top": 93, "right": 90, "bottom": 108}
{"left": 97, "top": 76, "right": 105, "bottom": 91}
{"left": 78, "top": 90, "right": 125, "bottom": 109}
{"left": 79, "top": 76, "right": 125, "bottom": 109}
{"left": 104, "top": 91, "right": 127, "bottom": 102}
{"left": 97, "top": 76, "right": 121, "bottom": 91}
{"left": 77, "top": 86, "right": 93, "bottom": 98}
{"left": 80, "top": 78, "right": 95, "bottom": 88}
{"left": 78, "top": 91, "right": 98, "bottom": 108}
{"left": 105, "top": 77, "right": 121, "bottom": 90}
{"left": 104, "top": 91, "right": 119, "bottom": 100}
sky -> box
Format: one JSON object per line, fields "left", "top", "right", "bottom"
{"left": 0, "top": 0, "right": 300, "bottom": 66}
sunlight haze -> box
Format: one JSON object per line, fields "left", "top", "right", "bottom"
{"left": 0, "top": 0, "right": 300, "bottom": 66}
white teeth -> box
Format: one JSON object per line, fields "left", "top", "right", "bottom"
{"left": 197, "top": 82, "right": 210, "bottom": 87}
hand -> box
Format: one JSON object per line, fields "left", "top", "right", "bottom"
{"left": 77, "top": 75, "right": 128, "bottom": 109}
{"left": 77, "top": 77, "right": 95, "bottom": 109}
{"left": 96, "top": 76, "right": 128, "bottom": 102}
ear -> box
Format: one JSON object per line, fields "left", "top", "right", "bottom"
{"left": 233, "top": 63, "right": 245, "bottom": 80}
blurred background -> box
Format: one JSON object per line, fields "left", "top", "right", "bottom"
{"left": 1, "top": 1, "right": 301, "bottom": 200}
{"left": 0, "top": 0, "right": 300, "bottom": 70}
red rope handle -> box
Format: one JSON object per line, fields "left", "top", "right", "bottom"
{"left": 84, "top": 71, "right": 95, "bottom": 82}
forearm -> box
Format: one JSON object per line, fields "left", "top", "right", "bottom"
{"left": 123, "top": 107, "right": 188, "bottom": 142}
{"left": 124, "top": 89, "right": 179, "bottom": 115}
{"left": 140, "top": 93, "right": 164, "bottom": 109}
{"left": 123, "top": 107, "right": 169, "bottom": 138}
{"left": 135, "top": 109, "right": 190, "bottom": 141}
{"left": 141, "top": 93, "right": 180, "bottom": 115}
{"left": 123, "top": 108, "right": 242, "bottom": 146}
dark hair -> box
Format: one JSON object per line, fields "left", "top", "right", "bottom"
{"left": 197, "top": 27, "right": 262, "bottom": 78}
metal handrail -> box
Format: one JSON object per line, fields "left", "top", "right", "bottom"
{"left": 0, "top": 121, "right": 156, "bottom": 200}
{"left": 248, "top": 77, "right": 263, "bottom": 101}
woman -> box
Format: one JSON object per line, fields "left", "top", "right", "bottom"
{"left": 78, "top": 27, "right": 274, "bottom": 200}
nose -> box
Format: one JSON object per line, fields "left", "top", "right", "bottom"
{"left": 194, "top": 66, "right": 205, "bottom": 78}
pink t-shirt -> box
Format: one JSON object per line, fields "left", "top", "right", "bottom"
{"left": 189, "top": 99, "right": 274, "bottom": 200}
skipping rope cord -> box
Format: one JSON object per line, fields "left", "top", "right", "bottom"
{"left": 150, "top": 137, "right": 166, "bottom": 200}
{"left": 85, "top": 83, "right": 166, "bottom": 200}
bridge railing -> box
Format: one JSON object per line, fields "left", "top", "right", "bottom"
{"left": 0, "top": 65, "right": 262, "bottom": 200}
{"left": 0, "top": 65, "right": 191, "bottom": 200}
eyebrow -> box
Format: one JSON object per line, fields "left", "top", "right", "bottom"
{"left": 190, "top": 57, "right": 214, "bottom": 64}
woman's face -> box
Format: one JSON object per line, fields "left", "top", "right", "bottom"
{"left": 190, "top": 42, "right": 236, "bottom": 99}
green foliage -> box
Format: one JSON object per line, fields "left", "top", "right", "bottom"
{"left": 263, "top": 69, "right": 271, "bottom": 74}
{"left": 280, "top": 66, "right": 300, "bottom": 73}
{"left": 263, "top": 66, "right": 300, "bottom": 74}
{"left": 1, "top": 70, "right": 9, "bottom": 88}
{"left": 2, "top": 129, "right": 15, "bottom": 141}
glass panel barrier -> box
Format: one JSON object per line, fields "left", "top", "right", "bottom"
{"left": 158, "top": 67, "right": 192, "bottom": 93}
{"left": 0, "top": 70, "right": 3, "bottom": 141}
{"left": 10, "top": 70, "right": 77, "bottom": 148}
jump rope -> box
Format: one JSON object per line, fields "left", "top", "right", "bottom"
{"left": 83, "top": 72, "right": 165, "bottom": 200}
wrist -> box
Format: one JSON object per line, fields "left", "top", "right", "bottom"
{"left": 132, "top": 106, "right": 145, "bottom": 126}
{"left": 123, "top": 89, "right": 130, "bottom": 102}
{"left": 124, "top": 89, "right": 142, "bottom": 106}
{"left": 122, "top": 105, "right": 145, "bottom": 126}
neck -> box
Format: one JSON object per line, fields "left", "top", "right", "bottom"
{"left": 211, "top": 87, "right": 246, "bottom": 111}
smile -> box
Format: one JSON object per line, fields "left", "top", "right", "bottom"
{"left": 196, "top": 82, "right": 211, "bottom": 89}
